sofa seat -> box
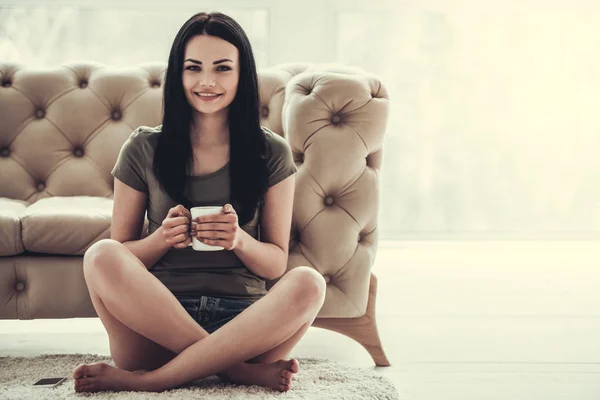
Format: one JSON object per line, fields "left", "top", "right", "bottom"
{"left": 21, "top": 196, "right": 113, "bottom": 255}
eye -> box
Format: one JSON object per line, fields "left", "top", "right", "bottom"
{"left": 217, "top": 66, "right": 232, "bottom": 72}
{"left": 186, "top": 65, "right": 200, "bottom": 71}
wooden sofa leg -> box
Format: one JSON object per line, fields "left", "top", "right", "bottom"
{"left": 312, "top": 272, "right": 391, "bottom": 366}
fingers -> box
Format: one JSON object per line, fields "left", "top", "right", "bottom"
{"left": 162, "top": 212, "right": 191, "bottom": 248}
{"left": 163, "top": 216, "right": 190, "bottom": 230}
{"left": 172, "top": 236, "right": 192, "bottom": 249}
{"left": 200, "top": 237, "right": 233, "bottom": 250}
{"left": 168, "top": 224, "right": 189, "bottom": 236}
{"left": 191, "top": 222, "right": 231, "bottom": 233}
{"left": 164, "top": 204, "right": 236, "bottom": 250}
{"left": 167, "top": 204, "right": 191, "bottom": 219}
{"left": 222, "top": 203, "right": 236, "bottom": 214}
{"left": 172, "top": 231, "right": 188, "bottom": 242}
{"left": 166, "top": 231, "right": 189, "bottom": 244}
{"left": 167, "top": 204, "right": 183, "bottom": 218}
{"left": 193, "top": 213, "right": 236, "bottom": 224}
{"left": 194, "top": 231, "right": 227, "bottom": 241}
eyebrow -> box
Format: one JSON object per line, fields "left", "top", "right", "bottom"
{"left": 184, "top": 58, "right": 233, "bottom": 65}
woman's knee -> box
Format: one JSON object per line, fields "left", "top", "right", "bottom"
{"left": 83, "top": 239, "right": 128, "bottom": 282}
{"left": 284, "top": 266, "right": 327, "bottom": 307}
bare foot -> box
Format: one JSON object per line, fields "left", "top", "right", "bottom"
{"left": 219, "top": 359, "right": 300, "bottom": 392}
{"left": 72, "top": 362, "right": 142, "bottom": 392}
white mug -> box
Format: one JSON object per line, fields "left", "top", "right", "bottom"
{"left": 189, "top": 206, "right": 225, "bottom": 251}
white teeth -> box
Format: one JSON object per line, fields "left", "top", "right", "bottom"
{"left": 195, "top": 93, "right": 220, "bottom": 97}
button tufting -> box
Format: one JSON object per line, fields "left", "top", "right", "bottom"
{"left": 150, "top": 81, "right": 161, "bottom": 88}
{"left": 324, "top": 196, "right": 335, "bottom": 206}
{"left": 15, "top": 282, "right": 25, "bottom": 292}
{"left": 0, "top": 147, "right": 9, "bottom": 157}
{"left": 261, "top": 106, "right": 269, "bottom": 118}
{"left": 35, "top": 109, "right": 45, "bottom": 119}
{"left": 111, "top": 110, "right": 122, "bottom": 121}
{"left": 79, "top": 80, "right": 88, "bottom": 88}
{"left": 36, "top": 182, "right": 46, "bottom": 192}
{"left": 331, "top": 115, "right": 341, "bottom": 124}
{"left": 323, "top": 276, "right": 331, "bottom": 283}
{"left": 73, "top": 147, "right": 84, "bottom": 157}
{"left": 2, "top": 79, "right": 11, "bottom": 87}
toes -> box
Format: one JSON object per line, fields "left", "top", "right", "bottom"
{"left": 73, "top": 362, "right": 109, "bottom": 379}
{"left": 75, "top": 384, "right": 94, "bottom": 393}
{"left": 279, "top": 382, "right": 291, "bottom": 392}
{"left": 74, "top": 377, "right": 95, "bottom": 392}
{"left": 73, "top": 364, "right": 87, "bottom": 379}
{"left": 281, "top": 370, "right": 293, "bottom": 379}
{"left": 75, "top": 377, "right": 94, "bottom": 386}
{"left": 288, "top": 358, "right": 300, "bottom": 373}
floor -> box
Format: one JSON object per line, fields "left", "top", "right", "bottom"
{"left": 1, "top": 240, "right": 599, "bottom": 399}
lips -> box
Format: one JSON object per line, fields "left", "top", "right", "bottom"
{"left": 195, "top": 92, "right": 222, "bottom": 97}
{"left": 194, "top": 92, "right": 222, "bottom": 102}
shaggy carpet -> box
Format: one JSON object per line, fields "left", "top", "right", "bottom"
{"left": 0, "top": 354, "right": 399, "bottom": 399}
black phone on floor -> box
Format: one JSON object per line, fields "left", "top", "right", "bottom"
{"left": 32, "top": 377, "right": 67, "bottom": 388}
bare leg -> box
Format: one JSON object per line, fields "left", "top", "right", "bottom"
{"left": 88, "top": 288, "right": 177, "bottom": 371}
{"left": 87, "top": 287, "right": 300, "bottom": 391}
{"left": 73, "top": 239, "right": 325, "bottom": 392}
{"left": 248, "top": 319, "right": 314, "bottom": 363}
{"left": 138, "top": 266, "right": 324, "bottom": 392}
{"left": 74, "top": 240, "right": 306, "bottom": 390}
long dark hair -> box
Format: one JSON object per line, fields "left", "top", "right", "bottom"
{"left": 153, "top": 11, "right": 269, "bottom": 226}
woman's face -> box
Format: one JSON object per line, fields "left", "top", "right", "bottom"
{"left": 182, "top": 34, "right": 240, "bottom": 116}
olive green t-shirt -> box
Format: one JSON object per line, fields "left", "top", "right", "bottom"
{"left": 110, "top": 125, "right": 297, "bottom": 301}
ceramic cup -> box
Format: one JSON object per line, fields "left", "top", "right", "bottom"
{"left": 189, "top": 206, "right": 225, "bottom": 251}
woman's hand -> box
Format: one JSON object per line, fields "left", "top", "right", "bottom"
{"left": 161, "top": 204, "right": 192, "bottom": 249}
{"left": 191, "top": 203, "right": 241, "bottom": 251}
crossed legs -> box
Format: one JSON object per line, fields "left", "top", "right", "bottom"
{"left": 72, "top": 239, "right": 326, "bottom": 392}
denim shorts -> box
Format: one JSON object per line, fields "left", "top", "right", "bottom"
{"left": 177, "top": 295, "right": 254, "bottom": 334}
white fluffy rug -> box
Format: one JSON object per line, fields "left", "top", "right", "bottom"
{"left": 0, "top": 354, "right": 399, "bottom": 399}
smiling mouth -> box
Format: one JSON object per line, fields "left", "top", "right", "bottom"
{"left": 194, "top": 92, "right": 223, "bottom": 99}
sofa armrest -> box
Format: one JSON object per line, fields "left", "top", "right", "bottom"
{"left": 281, "top": 64, "right": 390, "bottom": 318}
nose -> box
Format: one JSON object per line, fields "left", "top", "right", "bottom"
{"left": 199, "top": 75, "right": 216, "bottom": 88}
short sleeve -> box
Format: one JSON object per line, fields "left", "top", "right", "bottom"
{"left": 263, "top": 127, "right": 298, "bottom": 188}
{"left": 111, "top": 128, "right": 148, "bottom": 193}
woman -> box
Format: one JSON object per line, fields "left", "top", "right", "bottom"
{"left": 72, "top": 11, "right": 326, "bottom": 393}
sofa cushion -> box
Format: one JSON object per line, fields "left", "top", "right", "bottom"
{"left": 0, "top": 198, "right": 29, "bottom": 256}
{"left": 21, "top": 196, "right": 112, "bottom": 255}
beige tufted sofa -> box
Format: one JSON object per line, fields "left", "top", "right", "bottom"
{"left": 0, "top": 61, "right": 390, "bottom": 366}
